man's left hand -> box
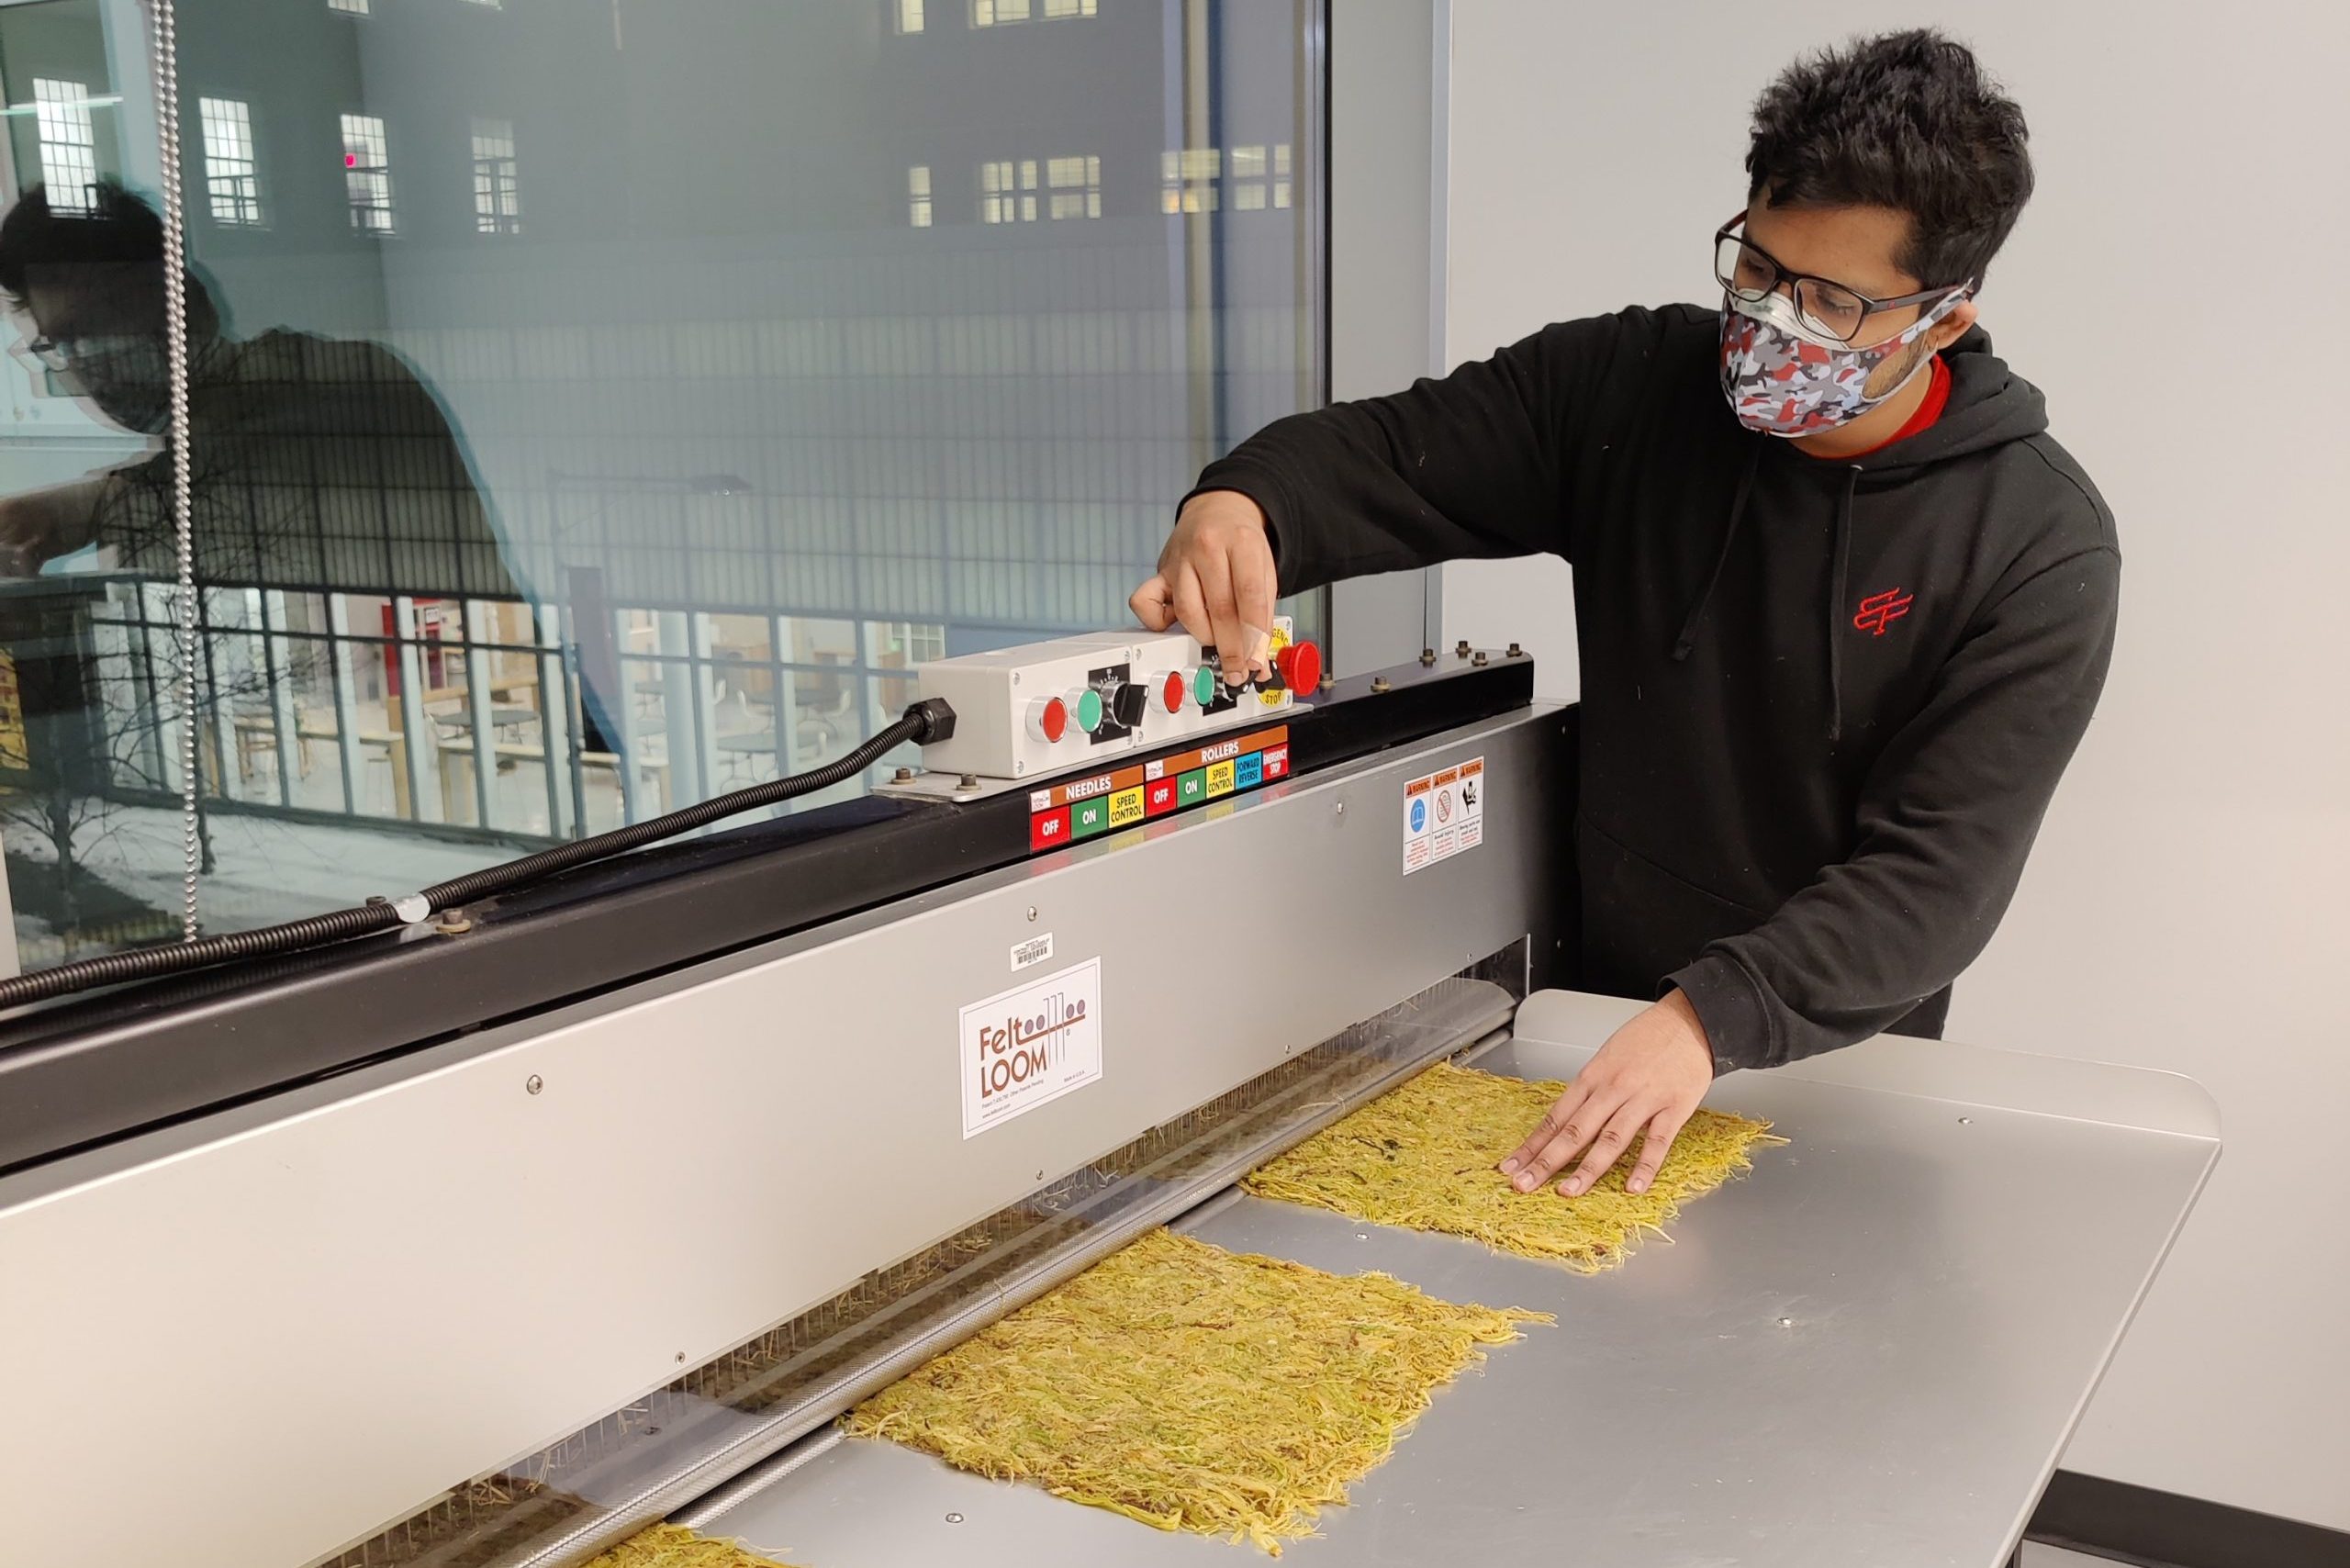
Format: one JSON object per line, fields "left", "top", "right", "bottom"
{"left": 1499, "top": 990, "right": 1716, "bottom": 1197}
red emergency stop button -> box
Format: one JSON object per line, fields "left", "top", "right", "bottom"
{"left": 1275, "top": 640, "right": 1321, "bottom": 695}
{"left": 1026, "top": 695, "right": 1069, "bottom": 743}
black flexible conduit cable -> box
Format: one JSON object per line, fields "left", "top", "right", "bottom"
{"left": 0, "top": 702, "right": 953, "bottom": 1012}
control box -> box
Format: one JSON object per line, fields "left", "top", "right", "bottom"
{"left": 913, "top": 619, "right": 1321, "bottom": 781}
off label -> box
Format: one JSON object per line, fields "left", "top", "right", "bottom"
{"left": 1402, "top": 756, "right": 1486, "bottom": 875}
{"left": 959, "top": 958, "right": 1103, "bottom": 1138}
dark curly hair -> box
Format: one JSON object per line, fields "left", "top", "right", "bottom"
{"left": 1746, "top": 29, "right": 2032, "bottom": 290}
{"left": 0, "top": 177, "right": 218, "bottom": 337}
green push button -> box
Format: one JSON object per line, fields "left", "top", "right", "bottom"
{"left": 1177, "top": 767, "right": 1208, "bottom": 806}
{"left": 1074, "top": 688, "right": 1104, "bottom": 733}
{"left": 1192, "top": 665, "right": 1217, "bottom": 708}
{"left": 1070, "top": 797, "right": 1112, "bottom": 839}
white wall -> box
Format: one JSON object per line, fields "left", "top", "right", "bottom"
{"left": 1438, "top": 0, "right": 2350, "bottom": 1530}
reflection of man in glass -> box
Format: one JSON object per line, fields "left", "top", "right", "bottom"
{"left": 0, "top": 179, "right": 512, "bottom": 598}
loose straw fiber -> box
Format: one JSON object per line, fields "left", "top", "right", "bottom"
{"left": 1244, "top": 1059, "right": 1784, "bottom": 1272}
{"left": 846, "top": 1227, "right": 1547, "bottom": 1553}
{"left": 580, "top": 1522, "right": 800, "bottom": 1568}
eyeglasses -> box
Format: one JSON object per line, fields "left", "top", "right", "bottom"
{"left": 1713, "top": 214, "right": 1967, "bottom": 346}
{"left": 19, "top": 333, "right": 151, "bottom": 371}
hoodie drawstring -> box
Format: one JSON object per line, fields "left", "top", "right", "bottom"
{"left": 1671, "top": 442, "right": 1863, "bottom": 747}
{"left": 1672, "top": 440, "right": 1762, "bottom": 663}
{"left": 1826, "top": 465, "right": 1859, "bottom": 745}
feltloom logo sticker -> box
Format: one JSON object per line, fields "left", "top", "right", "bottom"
{"left": 958, "top": 958, "right": 1103, "bottom": 1138}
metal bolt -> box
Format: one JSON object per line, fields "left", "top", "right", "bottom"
{"left": 1472, "top": 650, "right": 1490, "bottom": 666}
{"left": 1335, "top": 801, "right": 1346, "bottom": 817}
{"left": 1370, "top": 676, "right": 1391, "bottom": 693}
{"left": 1958, "top": 1116, "right": 1972, "bottom": 1126}
{"left": 946, "top": 1513, "right": 965, "bottom": 1525}
{"left": 1011, "top": 672, "right": 1021, "bottom": 686}
{"left": 525, "top": 1075, "right": 543, "bottom": 1095}
{"left": 1506, "top": 642, "right": 1524, "bottom": 657}
{"left": 1026, "top": 906, "right": 1039, "bottom": 922}
{"left": 676, "top": 1350, "right": 687, "bottom": 1363}
{"left": 1777, "top": 1317, "right": 1794, "bottom": 1328}
{"left": 892, "top": 766, "right": 915, "bottom": 782}
{"left": 435, "top": 908, "right": 473, "bottom": 935}
{"left": 957, "top": 773, "right": 979, "bottom": 789}
{"left": 1419, "top": 647, "right": 1437, "bottom": 666}
{"left": 1317, "top": 674, "right": 1335, "bottom": 692}
{"left": 1455, "top": 639, "right": 1472, "bottom": 657}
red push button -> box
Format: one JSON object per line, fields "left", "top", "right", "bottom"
{"left": 1027, "top": 695, "right": 1069, "bottom": 744}
{"left": 1160, "top": 670, "right": 1188, "bottom": 714}
{"left": 1275, "top": 640, "right": 1321, "bottom": 695}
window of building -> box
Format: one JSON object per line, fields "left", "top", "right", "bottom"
{"left": 973, "top": 0, "right": 1093, "bottom": 21}
{"left": 979, "top": 158, "right": 1037, "bottom": 223}
{"left": 327, "top": 0, "right": 370, "bottom": 15}
{"left": 471, "top": 118, "right": 520, "bottom": 234}
{"left": 0, "top": 2, "right": 1326, "bottom": 996}
{"left": 339, "top": 112, "right": 394, "bottom": 234}
{"left": 895, "top": 0, "right": 925, "bottom": 33}
{"left": 1046, "top": 155, "right": 1099, "bottom": 220}
{"left": 31, "top": 79, "right": 100, "bottom": 214}
{"left": 1160, "top": 147, "right": 1220, "bottom": 215}
{"left": 197, "top": 98, "right": 264, "bottom": 227}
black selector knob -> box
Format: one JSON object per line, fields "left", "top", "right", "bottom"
{"left": 1110, "top": 680, "right": 1148, "bottom": 728}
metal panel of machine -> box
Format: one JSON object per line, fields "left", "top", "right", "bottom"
{"left": 0, "top": 706, "right": 1561, "bottom": 1568}
{"left": 692, "top": 993, "right": 2221, "bottom": 1567}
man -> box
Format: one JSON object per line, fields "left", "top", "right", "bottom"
{"left": 1132, "top": 31, "right": 2116, "bottom": 1198}
{"left": 0, "top": 179, "right": 513, "bottom": 600}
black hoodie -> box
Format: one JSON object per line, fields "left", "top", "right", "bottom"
{"left": 1191, "top": 304, "right": 2119, "bottom": 1071}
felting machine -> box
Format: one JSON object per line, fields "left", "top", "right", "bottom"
{"left": 0, "top": 631, "right": 2217, "bottom": 1567}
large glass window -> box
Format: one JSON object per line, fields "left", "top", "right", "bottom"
{"left": 0, "top": 0, "right": 1326, "bottom": 976}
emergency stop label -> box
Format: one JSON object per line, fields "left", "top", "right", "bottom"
{"left": 960, "top": 958, "right": 1103, "bottom": 1138}
{"left": 1403, "top": 756, "right": 1486, "bottom": 875}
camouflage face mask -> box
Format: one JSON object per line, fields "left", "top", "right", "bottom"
{"left": 1718, "top": 285, "right": 1969, "bottom": 438}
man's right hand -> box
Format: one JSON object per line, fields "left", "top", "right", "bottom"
{"left": 0, "top": 492, "right": 57, "bottom": 578}
{"left": 1129, "top": 488, "right": 1279, "bottom": 685}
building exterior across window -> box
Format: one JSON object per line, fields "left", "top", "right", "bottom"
{"left": 31, "top": 79, "right": 100, "bottom": 214}
{"left": 471, "top": 118, "right": 520, "bottom": 234}
{"left": 198, "top": 98, "right": 264, "bottom": 227}
{"left": 339, "top": 112, "right": 394, "bottom": 233}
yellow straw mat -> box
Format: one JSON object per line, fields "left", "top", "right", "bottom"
{"left": 1243, "top": 1059, "right": 1783, "bottom": 1271}
{"left": 579, "top": 1522, "right": 800, "bottom": 1568}
{"left": 845, "top": 1226, "right": 1547, "bottom": 1553}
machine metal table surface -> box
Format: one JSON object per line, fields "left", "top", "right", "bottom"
{"left": 689, "top": 991, "right": 2220, "bottom": 1568}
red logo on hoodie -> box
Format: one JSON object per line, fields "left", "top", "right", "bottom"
{"left": 1854, "top": 588, "right": 1915, "bottom": 636}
